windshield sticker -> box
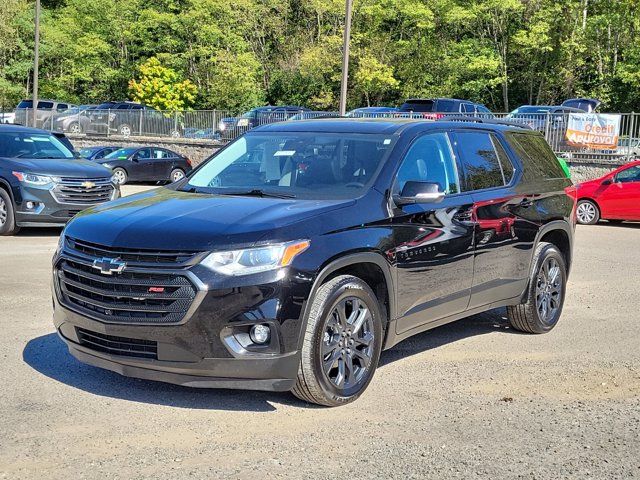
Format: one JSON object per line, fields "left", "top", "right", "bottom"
{"left": 274, "top": 150, "right": 296, "bottom": 157}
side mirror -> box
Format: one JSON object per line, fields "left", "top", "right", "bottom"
{"left": 601, "top": 178, "right": 612, "bottom": 186}
{"left": 131, "top": 154, "right": 140, "bottom": 162}
{"left": 394, "top": 181, "right": 445, "bottom": 205}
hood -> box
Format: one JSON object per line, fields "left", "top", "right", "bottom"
{"left": 64, "top": 187, "right": 355, "bottom": 251}
{"left": 3, "top": 157, "right": 113, "bottom": 178}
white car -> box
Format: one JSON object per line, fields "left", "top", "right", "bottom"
{"left": 0, "top": 112, "right": 15, "bottom": 124}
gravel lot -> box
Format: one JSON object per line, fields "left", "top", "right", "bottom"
{"left": 0, "top": 185, "right": 638, "bottom": 479}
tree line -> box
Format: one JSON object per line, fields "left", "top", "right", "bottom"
{"left": 1, "top": 0, "right": 639, "bottom": 113}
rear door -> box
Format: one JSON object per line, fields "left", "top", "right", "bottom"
{"left": 152, "top": 148, "right": 174, "bottom": 180}
{"left": 392, "top": 131, "right": 476, "bottom": 335}
{"left": 452, "top": 130, "right": 537, "bottom": 308}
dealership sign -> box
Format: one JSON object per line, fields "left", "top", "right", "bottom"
{"left": 566, "top": 113, "right": 621, "bottom": 149}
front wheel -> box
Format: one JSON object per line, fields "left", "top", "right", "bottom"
{"left": 507, "top": 242, "right": 567, "bottom": 334}
{"left": 576, "top": 199, "right": 600, "bottom": 225}
{"left": 68, "top": 121, "right": 83, "bottom": 134}
{"left": 292, "top": 275, "right": 383, "bottom": 406}
{"left": 0, "top": 188, "right": 20, "bottom": 236}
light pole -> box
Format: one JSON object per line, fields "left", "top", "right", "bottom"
{"left": 339, "top": 0, "right": 353, "bottom": 116}
{"left": 32, "top": 0, "right": 41, "bottom": 127}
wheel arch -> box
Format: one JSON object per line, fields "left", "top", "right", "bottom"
{"left": 0, "top": 177, "right": 15, "bottom": 203}
{"left": 533, "top": 220, "right": 574, "bottom": 276}
{"left": 297, "top": 252, "right": 396, "bottom": 350}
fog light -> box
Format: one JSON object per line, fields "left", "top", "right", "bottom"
{"left": 26, "top": 201, "right": 36, "bottom": 210}
{"left": 250, "top": 324, "right": 271, "bottom": 344}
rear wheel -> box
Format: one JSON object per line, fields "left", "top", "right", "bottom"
{"left": 576, "top": 199, "right": 599, "bottom": 225}
{"left": 112, "top": 168, "right": 128, "bottom": 185}
{"left": 0, "top": 188, "right": 20, "bottom": 236}
{"left": 292, "top": 275, "right": 383, "bottom": 406}
{"left": 507, "top": 242, "right": 566, "bottom": 334}
{"left": 170, "top": 168, "right": 185, "bottom": 183}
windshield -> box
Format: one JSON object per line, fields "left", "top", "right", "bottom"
{"left": 187, "top": 132, "right": 395, "bottom": 199}
{"left": 104, "top": 148, "right": 136, "bottom": 159}
{"left": 509, "top": 106, "right": 553, "bottom": 115}
{"left": 0, "top": 132, "right": 75, "bottom": 159}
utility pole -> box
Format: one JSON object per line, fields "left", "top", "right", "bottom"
{"left": 32, "top": 0, "right": 41, "bottom": 127}
{"left": 338, "top": 0, "right": 353, "bottom": 116}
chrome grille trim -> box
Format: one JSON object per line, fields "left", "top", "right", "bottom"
{"left": 51, "top": 177, "right": 115, "bottom": 205}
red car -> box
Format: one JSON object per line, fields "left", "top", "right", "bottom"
{"left": 576, "top": 160, "right": 640, "bottom": 224}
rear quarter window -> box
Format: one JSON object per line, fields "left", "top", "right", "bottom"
{"left": 505, "top": 133, "right": 566, "bottom": 181}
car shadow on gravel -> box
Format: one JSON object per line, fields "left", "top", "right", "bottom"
{"left": 22, "top": 333, "right": 299, "bottom": 412}
{"left": 23, "top": 309, "right": 515, "bottom": 411}
{"left": 379, "top": 308, "right": 518, "bottom": 366}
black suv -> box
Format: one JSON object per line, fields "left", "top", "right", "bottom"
{"left": 399, "top": 98, "right": 493, "bottom": 118}
{"left": 52, "top": 118, "right": 576, "bottom": 406}
{"left": 0, "top": 125, "right": 118, "bottom": 235}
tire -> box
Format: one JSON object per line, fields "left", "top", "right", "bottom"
{"left": 292, "top": 275, "right": 384, "bottom": 406}
{"left": 170, "top": 168, "right": 185, "bottom": 183}
{"left": 507, "top": 242, "right": 567, "bottom": 334}
{"left": 0, "top": 188, "right": 20, "bottom": 236}
{"left": 68, "top": 121, "right": 82, "bottom": 134}
{"left": 576, "top": 199, "right": 600, "bottom": 225}
{"left": 118, "top": 124, "right": 132, "bottom": 137}
{"left": 112, "top": 168, "right": 128, "bottom": 185}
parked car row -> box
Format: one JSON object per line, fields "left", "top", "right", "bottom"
{"left": 0, "top": 123, "right": 195, "bottom": 235}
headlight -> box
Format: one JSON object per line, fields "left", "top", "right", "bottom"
{"left": 12, "top": 171, "right": 54, "bottom": 186}
{"left": 237, "top": 118, "right": 249, "bottom": 127}
{"left": 201, "top": 240, "right": 310, "bottom": 276}
{"left": 218, "top": 121, "right": 226, "bottom": 131}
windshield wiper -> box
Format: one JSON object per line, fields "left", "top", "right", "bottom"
{"left": 219, "top": 189, "right": 296, "bottom": 199}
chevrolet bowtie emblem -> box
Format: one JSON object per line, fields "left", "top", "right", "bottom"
{"left": 92, "top": 257, "right": 126, "bottom": 275}
{"left": 81, "top": 181, "right": 96, "bottom": 188}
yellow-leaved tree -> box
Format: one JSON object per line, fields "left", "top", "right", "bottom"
{"left": 128, "top": 57, "right": 197, "bottom": 112}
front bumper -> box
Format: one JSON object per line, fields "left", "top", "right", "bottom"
{"left": 52, "top": 254, "right": 311, "bottom": 391}
{"left": 15, "top": 182, "right": 119, "bottom": 227}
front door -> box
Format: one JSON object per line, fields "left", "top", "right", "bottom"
{"left": 603, "top": 165, "right": 640, "bottom": 219}
{"left": 392, "top": 132, "right": 475, "bottom": 335}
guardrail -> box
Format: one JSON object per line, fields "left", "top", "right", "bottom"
{"left": 3, "top": 108, "right": 638, "bottom": 163}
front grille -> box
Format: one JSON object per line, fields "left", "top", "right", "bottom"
{"left": 52, "top": 177, "right": 114, "bottom": 205}
{"left": 67, "top": 237, "right": 201, "bottom": 267}
{"left": 77, "top": 327, "right": 158, "bottom": 359}
{"left": 56, "top": 258, "right": 198, "bottom": 324}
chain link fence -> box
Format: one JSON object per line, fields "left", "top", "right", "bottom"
{"left": 2, "top": 107, "right": 638, "bottom": 163}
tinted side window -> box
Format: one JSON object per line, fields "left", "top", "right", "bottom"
{"left": 57, "top": 104, "right": 68, "bottom": 112}
{"left": 37, "top": 101, "right": 54, "bottom": 110}
{"left": 116, "top": 104, "right": 131, "bottom": 110}
{"left": 456, "top": 131, "right": 505, "bottom": 191}
{"left": 395, "top": 133, "right": 459, "bottom": 194}
{"left": 506, "top": 133, "right": 566, "bottom": 180}
{"left": 436, "top": 100, "right": 456, "bottom": 112}
{"left": 615, "top": 166, "right": 640, "bottom": 183}
{"left": 491, "top": 135, "right": 515, "bottom": 184}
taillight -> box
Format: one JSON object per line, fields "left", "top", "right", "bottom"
{"left": 185, "top": 158, "right": 192, "bottom": 167}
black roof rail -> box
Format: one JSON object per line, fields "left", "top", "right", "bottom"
{"left": 438, "top": 115, "right": 533, "bottom": 130}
